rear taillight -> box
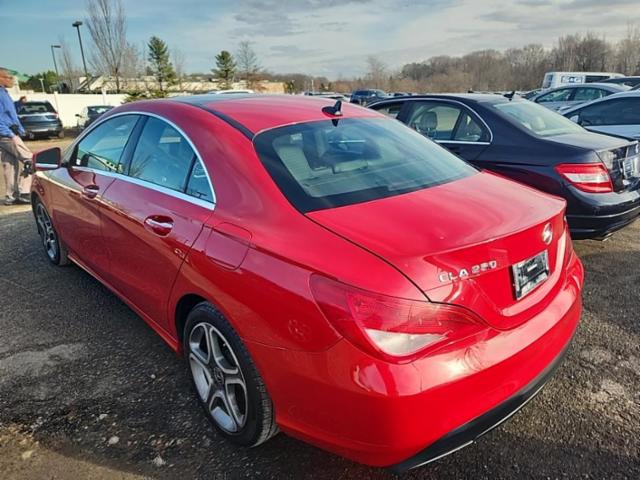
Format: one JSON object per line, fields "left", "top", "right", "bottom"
{"left": 555, "top": 163, "right": 613, "bottom": 193}
{"left": 310, "top": 275, "right": 487, "bottom": 363}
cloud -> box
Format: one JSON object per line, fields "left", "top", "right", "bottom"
{"left": 5, "top": 0, "right": 640, "bottom": 78}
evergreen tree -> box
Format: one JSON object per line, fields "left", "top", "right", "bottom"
{"left": 147, "top": 36, "right": 176, "bottom": 91}
{"left": 213, "top": 50, "right": 236, "bottom": 89}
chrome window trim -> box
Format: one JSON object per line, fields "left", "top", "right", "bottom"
{"left": 387, "top": 97, "right": 494, "bottom": 143}
{"left": 72, "top": 166, "right": 215, "bottom": 210}
{"left": 437, "top": 140, "right": 491, "bottom": 146}
{"left": 66, "top": 110, "right": 216, "bottom": 208}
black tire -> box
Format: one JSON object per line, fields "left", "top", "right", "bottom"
{"left": 57, "top": 130, "right": 65, "bottom": 139}
{"left": 183, "top": 302, "right": 278, "bottom": 447}
{"left": 34, "top": 199, "right": 70, "bottom": 266}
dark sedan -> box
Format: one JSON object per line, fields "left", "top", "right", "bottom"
{"left": 369, "top": 94, "right": 640, "bottom": 239}
{"left": 76, "top": 105, "right": 114, "bottom": 130}
{"left": 17, "top": 101, "right": 64, "bottom": 139}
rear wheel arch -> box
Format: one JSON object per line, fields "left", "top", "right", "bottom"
{"left": 175, "top": 293, "right": 208, "bottom": 347}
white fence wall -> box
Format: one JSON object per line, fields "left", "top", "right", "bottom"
{"left": 10, "top": 92, "right": 127, "bottom": 128}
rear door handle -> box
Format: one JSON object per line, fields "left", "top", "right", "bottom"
{"left": 82, "top": 185, "right": 100, "bottom": 199}
{"left": 144, "top": 216, "right": 174, "bottom": 236}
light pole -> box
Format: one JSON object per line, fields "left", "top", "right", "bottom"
{"left": 72, "top": 20, "right": 90, "bottom": 89}
{"left": 50, "top": 44, "right": 61, "bottom": 90}
{"left": 39, "top": 77, "right": 45, "bottom": 93}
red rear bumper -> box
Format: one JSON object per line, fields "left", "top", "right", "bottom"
{"left": 246, "top": 253, "right": 584, "bottom": 468}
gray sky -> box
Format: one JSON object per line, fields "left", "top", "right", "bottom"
{"left": 3, "top": 0, "right": 640, "bottom": 77}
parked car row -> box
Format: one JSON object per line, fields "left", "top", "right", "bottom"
{"left": 16, "top": 100, "right": 115, "bottom": 139}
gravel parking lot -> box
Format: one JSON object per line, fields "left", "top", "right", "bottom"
{"left": 0, "top": 138, "right": 638, "bottom": 479}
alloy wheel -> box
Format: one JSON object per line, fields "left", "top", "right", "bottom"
{"left": 35, "top": 203, "right": 59, "bottom": 261}
{"left": 188, "top": 322, "right": 249, "bottom": 434}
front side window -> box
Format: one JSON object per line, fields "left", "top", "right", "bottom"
{"left": 490, "top": 99, "right": 584, "bottom": 137}
{"left": 536, "top": 88, "right": 573, "bottom": 103}
{"left": 74, "top": 115, "right": 139, "bottom": 172}
{"left": 253, "top": 118, "right": 477, "bottom": 212}
{"left": 129, "top": 117, "right": 196, "bottom": 192}
{"left": 406, "top": 102, "right": 488, "bottom": 142}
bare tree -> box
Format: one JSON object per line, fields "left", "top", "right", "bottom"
{"left": 236, "top": 41, "right": 261, "bottom": 89}
{"left": 365, "top": 56, "right": 388, "bottom": 89}
{"left": 58, "top": 36, "right": 80, "bottom": 92}
{"left": 616, "top": 24, "right": 640, "bottom": 75}
{"left": 120, "top": 43, "right": 143, "bottom": 91}
{"left": 85, "top": 0, "right": 128, "bottom": 92}
{"left": 173, "top": 48, "right": 186, "bottom": 91}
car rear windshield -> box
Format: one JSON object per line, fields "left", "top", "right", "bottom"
{"left": 88, "top": 106, "right": 112, "bottom": 114}
{"left": 489, "top": 99, "right": 584, "bottom": 137}
{"left": 253, "top": 118, "right": 477, "bottom": 212}
{"left": 18, "top": 102, "right": 56, "bottom": 114}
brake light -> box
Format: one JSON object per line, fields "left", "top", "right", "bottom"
{"left": 309, "top": 275, "right": 487, "bottom": 363}
{"left": 555, "top": 163, "right": 613, "bottom": 193}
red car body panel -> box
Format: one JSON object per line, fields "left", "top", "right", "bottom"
{"left": 31, "top": 95, "right": 584, "bottom": 470}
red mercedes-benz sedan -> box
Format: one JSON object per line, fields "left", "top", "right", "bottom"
{"left": 30, "top": 95, "right": 584, "bottom": 471}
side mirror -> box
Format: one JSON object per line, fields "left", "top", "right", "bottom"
{"left": 33, "top": 147, "right": 62, "bottom": 171}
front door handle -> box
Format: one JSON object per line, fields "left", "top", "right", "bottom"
{"left": 82, "top": 185, "right": 100, "bottom": 199}
{"left": 144, "top": 216, "right": 174, "bottom": 236}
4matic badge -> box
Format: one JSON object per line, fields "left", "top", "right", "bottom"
{"left": 438, "top": 260, "right": 498, "bottom": 283}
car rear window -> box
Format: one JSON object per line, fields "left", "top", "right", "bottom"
{"left": 88, "top": 106, "right": 112, "bottom": 114}
{"left": 253, "top": 118, "right": 477, "bottom": 212}
{"left": 18, "top": 102, "right": 56, "bottom": 114}
{"left": 489, "top": 100, "right": 584, "bottom": 137}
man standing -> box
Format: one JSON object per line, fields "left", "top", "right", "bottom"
{"left": 14, "top": 95, "right": 27, "bottom": 113}
{"left": 0, "top": 68, "right": 32, "bottom": 205}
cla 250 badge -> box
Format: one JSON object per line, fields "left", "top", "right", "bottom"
{"left": 438, "top": 260, "right": 498, "bottom": 283}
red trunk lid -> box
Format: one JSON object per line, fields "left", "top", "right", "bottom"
{"left": 307, "top": 171, "right": 569, "bottom": 330}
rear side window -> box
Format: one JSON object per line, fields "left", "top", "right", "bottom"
{"left": 186, "top": 160, "right": 214, "bottom": 202}
{"left": 253, "top": 118, "right": 477, "bottom": 212}
{"left": 129, "top": 117, "right": 196, "bottom": 192}
{"left": 74, "top": 115, "right": 138, "bottom": 172}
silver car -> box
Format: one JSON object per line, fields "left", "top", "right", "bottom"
{"left": 563, "top": 91, "right": 640, "bottom": 141}
{"left": 530, "top": 83, "right": 629, "bottom": 112}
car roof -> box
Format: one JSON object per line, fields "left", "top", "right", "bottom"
{"left": 370, "top": 93, "right": 510, "bottom": 106}
{"left": 168, "top": 94, "right": 382, "bottom": 135}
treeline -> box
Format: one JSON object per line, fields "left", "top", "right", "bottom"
{"left": 335, "top": 28, "right": 640, "bottom": 93}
